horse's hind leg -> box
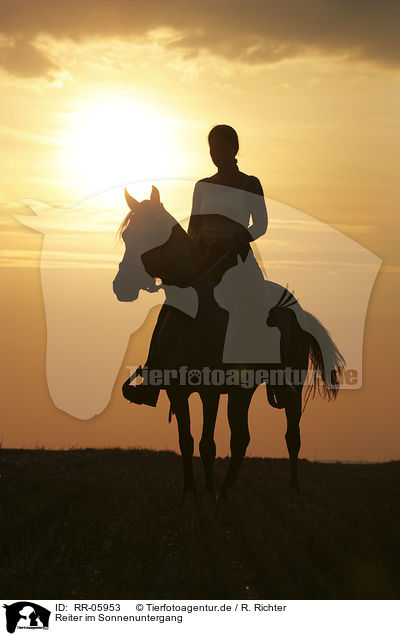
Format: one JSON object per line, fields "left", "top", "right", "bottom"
{"left": 285, "top": 389, "right": 302, "bottom": 491}
{"left": 199, "top": 389, "right": 220, "bottom": 496}
{"left": 167, "top": 389, "right": 195, "bottom": 501}
{"left": 220, "top": 388, "right": 254, "bottom": 497}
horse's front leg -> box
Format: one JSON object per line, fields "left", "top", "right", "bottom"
{"left": 285, "top": 389, "right": 302, "bottom": 491}
{"left": 220, "top": 387, "right": 255, "bottom": 498}
{"left": 199, "top": 389, "right": 220, "bottom": 496}
{"left": 167, "top": 388, "right": 195, "bottom": 503}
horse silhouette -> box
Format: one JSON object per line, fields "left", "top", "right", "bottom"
{"left": 113, "top": 186, "right": 345, "bottom": 499}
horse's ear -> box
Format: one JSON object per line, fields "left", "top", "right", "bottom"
{"left": 150, "top": 185, "right": 160, "bottom": 204}
{"left": 125, "top": 188, "right": 139, "bottom": 211}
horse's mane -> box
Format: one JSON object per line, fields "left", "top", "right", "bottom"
{"left": 116, "top": 211, "right": 134, "bottom": 242}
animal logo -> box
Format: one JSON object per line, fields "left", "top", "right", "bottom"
{"left": 3, "top": 602, "right": 51, "bottom": 634}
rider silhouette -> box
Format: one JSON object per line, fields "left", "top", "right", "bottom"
{"left": 188, "top": 124, "right": 267, "bottom": 261}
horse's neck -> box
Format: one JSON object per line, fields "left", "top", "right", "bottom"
{"left": 142, "top": 218, "right": 201, "bottom": 287}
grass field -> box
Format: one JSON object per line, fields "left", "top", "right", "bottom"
{"left": 0, "top": 448, "right": 399, "bottom": 600}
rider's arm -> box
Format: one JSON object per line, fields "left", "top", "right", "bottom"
{"left": 246, "top": 176, "right": 268, "bottom": 242}
{"left": 188, "top": 181, "right": 202, "bottom": 238}
{"left": 230, "top": 176, "right": 267, "bottom": 247}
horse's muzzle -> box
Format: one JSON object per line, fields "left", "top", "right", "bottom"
{"left": 112, "top": 276, "right": 139, "bottom": 302}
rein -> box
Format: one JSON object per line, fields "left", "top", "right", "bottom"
{"left": 189, "top": 249, "right": 239, "bottom": 287}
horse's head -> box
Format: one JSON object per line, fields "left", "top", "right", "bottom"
{"left": 113, "top": 185, "right": 171, "bottom": 302}
{"left": 113, "top": 184, "right": 199, "bottom": 300}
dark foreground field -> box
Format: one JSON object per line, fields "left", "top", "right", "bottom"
{"left": 0, "top": 449, "right": 399, "bottom": 600}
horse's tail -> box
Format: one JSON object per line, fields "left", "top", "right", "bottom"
{"left": 301, "top": 310, "right": 346, "bottom": 402}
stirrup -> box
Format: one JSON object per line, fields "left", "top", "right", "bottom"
{"left": 266, "top": 384, "right": 296, "bottom": 409}
{"left": 122, "top": 366, "right": 160, "bottom": 407}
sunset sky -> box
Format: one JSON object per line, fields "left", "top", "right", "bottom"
{"left": 1, "top": 1, "right": 399, "bottom": 460}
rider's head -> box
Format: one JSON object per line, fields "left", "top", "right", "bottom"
{"left": 208, "top": 125, "right": 239, "bottom": 170}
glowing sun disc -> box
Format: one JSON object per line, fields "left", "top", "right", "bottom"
{"left": 62, "top": 97, "right": 181, "bottom": 193}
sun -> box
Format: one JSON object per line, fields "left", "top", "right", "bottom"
{"left": 62, "top": 96, "right": 182, "bottom": 194}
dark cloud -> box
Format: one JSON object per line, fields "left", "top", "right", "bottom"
{"left": 0, "top": 37, "right": 60, "bottom": 78}
{"left": 0, "top": 0, "right": 398, "bottom": 77}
